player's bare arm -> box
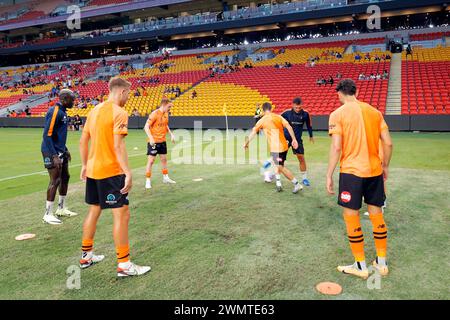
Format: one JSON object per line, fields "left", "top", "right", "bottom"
{"left": 244, "top": 128, "right": 258, "bottom": 149}
{"left": 114, "top": 134, "right": 132, "bottom": 194}
{"left": 284, "top": 123, "right": 298, "bottom": 149}
{"left": 144, "top": 119, "right": 155, "bottom": 145}
{"left": 380, "top": 129, "right": 393, "bottom": 181}
{"left": 79, "top": 131, "right": 90, "bottom": 181}
{"left": 167, "top": 125, "right": 175, "bottom": 143}
{"left": 326, "top": 133, "right": 342, "bottom": 195}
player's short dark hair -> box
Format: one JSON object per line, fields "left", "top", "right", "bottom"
{"left": 292, "top": 97, "right": 302, "bottom": 105}
{"left": 59, "top": 89, "right": 75, "bottom": 105}
{"left": 108, "top": 77, "right": 131, "bottom": 91}
{"left": 336, "top": 79, "right": 357, "bottom": 96}
{"left": 262, "top": 102, "right": 272, "bottom": 112}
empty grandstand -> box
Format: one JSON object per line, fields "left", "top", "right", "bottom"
{"left": 0, "top": 0, "right": 448, "bottom": 131}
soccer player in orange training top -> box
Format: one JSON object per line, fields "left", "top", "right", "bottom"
{"left": 327, "top": 79, "right": 393, "bottom": 279}
{"left": 244, "top": 102, "right": 303, "bottom": 193}
{"left": 79, "top": 77, "right": 151, "bottom": 277}
{"left": 144, "top": 97, "right": 176, "bottom": 189}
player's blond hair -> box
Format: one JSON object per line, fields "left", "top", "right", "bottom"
{"left": 108, "top": 77, "right": 131, "bottom": 91}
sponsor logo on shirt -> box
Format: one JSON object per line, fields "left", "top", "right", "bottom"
{"left": 340, "top": 191, "right": 352, "bottom": 203}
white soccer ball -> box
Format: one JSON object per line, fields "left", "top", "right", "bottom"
{"left": 264, "top": 171, "right": 275, "bottom": 183}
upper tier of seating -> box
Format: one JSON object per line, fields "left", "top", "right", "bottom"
{"left": 1, "top": 35, "right": 448, "bottom": 117}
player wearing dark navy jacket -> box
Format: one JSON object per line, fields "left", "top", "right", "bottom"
{"left": 41, "top": 89, "right": 78, "bottom": 225}
{"left": 281, "top": 97, "right": 315, "bottom": 186}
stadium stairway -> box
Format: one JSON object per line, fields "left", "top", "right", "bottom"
{"left": 385, "top": 53, "right": 402, "bottom": 115}
{"left": 0, "top": 94, "right": 47, "bottom": 117}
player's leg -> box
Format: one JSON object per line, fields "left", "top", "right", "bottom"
{"left": 295, "top": 152, "right": 310, "bottom": 186}
{"left": 145, "top": 154, "right": 156, "bottom": 189}
{"left": 80, "top": 204, "right": 104, "bottom": 268}
{"left": 80, "top": 178, "right": 105, "bottom": 269}
{"left": 43, "top": 166, "right": 63, "bottom": 224}
{"left": 160, "top": 143, "right": 175, "bottom": 184}
{"left": 274, "top": 151, "right": 302, "bottom": 193}
{"left": 113, "top": 205, "right": 151, "bottom": 277}
{"left": 55, "top": 157, "right": 78, "bottom": 217}
{"left": 364, "top": 175, "right": 388, "bottom": 275}
{"left": 336, "top": 173, "right": 368, "bottom": 279}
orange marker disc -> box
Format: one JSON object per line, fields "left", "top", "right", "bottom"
{"left": 316, "top": 282, "right": 342, "bottom": 295}
{"left": 15, "top": 233, "right": 36, "bottom": 241}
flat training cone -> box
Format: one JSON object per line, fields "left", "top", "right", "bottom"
{"left": 15, "top": 233, "right": 36, "bottom": 241}
{"left": 316, "top": 282, "right": 342, "bottom": 295}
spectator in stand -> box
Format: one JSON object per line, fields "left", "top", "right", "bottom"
{"left": 73, "top": 115, "right": 82, "bottom": 131}
{"left": 336, "top": 72, "right": 342, "bottom": 79}
{"left": 364, "top": 53, "right": 371, "bottom": 61}
{"left": 406, "top": 44, "right": 412, "bottom": 57}
{"left": 25, "top": 106, "right": 31, "bottom": 116}
{"left": 327, "top": 76, "right": 334, "bottom": 86}
{"left": 354, "top": 53, "right": 361, "bottom": 62}
{"left": 132, "top": 108, "right": 140, "bottom": 117}
{"left": 191, "top": 90, "right": 198, "bottom": 99}
{"left": 358, "top": 73, "right": 366, "bottom": 80}
{"left": 382, "top": 70, "right": 389, "bottom": 79}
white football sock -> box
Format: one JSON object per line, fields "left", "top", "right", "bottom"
{"left": 45, "top": 201, "right": 54, "bottom": 215}
{"left": 291, "top": 178, "right": 298, "bottom": 185}
{"left": 301, "top": 171, "right": 307, "bottom": 180}
{"left": 58, "top": 195, "right": 66, "bottom": 209}
{"left": 163, "top": 174, "right": 169, "bottom": 179}
{"left": 118, "top": 261, "right": 132, "bottom": 269}
{"left": 355, "top": 261, "right": 367, "bottom": 271}
{"left": 376, "top": 256, "right": 387, "bottom": 266}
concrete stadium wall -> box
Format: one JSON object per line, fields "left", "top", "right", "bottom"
{"left": 1, "top": 115, "right": 450, "bottom": 132}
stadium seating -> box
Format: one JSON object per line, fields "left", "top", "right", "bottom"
{"left": 4, "top": 36, "right": 449, "bottom": 118}
{"left": 401, "top": 46, "right": 450, "bottom": 114}
{"left": 87, "top": 0, "right": 131, "bottom": 7}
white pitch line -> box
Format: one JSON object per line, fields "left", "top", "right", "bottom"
{"left": 0, "top": 139, "right": 224, "bottom": 182}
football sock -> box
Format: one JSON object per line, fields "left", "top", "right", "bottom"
{"left": 369, "top": 213, "right": 388, "bottom": 259}
{"left": 116, "top": 244, "right": 130, "bottom": 264}
{"left": 146, "top": 171, "right": 152, "bottom": 179}
{"left": 118, "top": 261, "right": 132, "bottom": 269}
{"left": 355, "top": 261, "right": 367, "bottom": 271}
{"left": 162, "top": 168, "right": 168, "bottom": 178}
{"left": 45, "top": 201, "right": 54, "bottom": 215}
{"left": 343, "top": 214, "right": 365, "bottom": 262}
{"left": 376, "top": 256, "right": 387, "bottom": 266}
{"left": 81, "top": 238, "right": 93, "bottom": 255}
{"left": 58, "top": 195, "right": 66, "bottom": 209}
{"left": 300, "top": 171, "right": 307, "bottom": 180}
{"left": 291, "top": 178, "right": 299, "bottom": 185}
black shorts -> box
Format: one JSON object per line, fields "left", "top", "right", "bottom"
{"left": 85, "top": 174, "right": 129, "bottom": 209}
{"left": 42, "top": 151, "right": 68, "bottom": 169}
{"left": 338, "top": 173, "right": 386, "bottom": 210}
{"left": 287, "top": 139, "right": 304, "bottom": 155}
{"left": 147, "top": 142, "right": 167, "bottom": 156}
{"left": 270, "top": 150, "right": 288, "bottom": 166}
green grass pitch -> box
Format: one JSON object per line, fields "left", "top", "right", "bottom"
{"left": 0, "top": 127, "right": 449, "bottom": 299}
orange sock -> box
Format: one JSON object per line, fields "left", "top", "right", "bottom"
{"left": 82, "top": 239, "right": 93, "bottom": 252}
{"left": 146, "top": 171, "right": 152, "bottom": 178}
{"left": 162, "top": 168, "right": 168, "bottom": 175}
{"left": 369, "top": 213, "right": 388, "bottom": 258}
{"left": 116, "top": 244, "right": 130, "bottom": 264}
{"left": 343, "top": 214, "right": 365, "bottom": 262}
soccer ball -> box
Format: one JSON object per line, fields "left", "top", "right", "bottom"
{"left": 264, "top": 171, "right": 275, "bottom": 183}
